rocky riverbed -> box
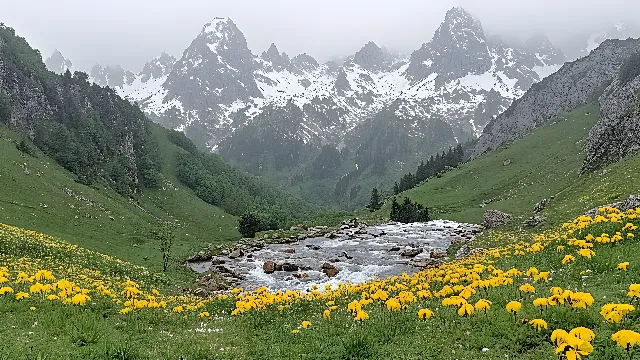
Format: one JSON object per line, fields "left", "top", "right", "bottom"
{"left": 187, "top": 219, "right": 481, "bottom": 294}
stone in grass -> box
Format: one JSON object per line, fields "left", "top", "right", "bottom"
{"left": 483, "top": 210, "right": 512, "bottom": 229}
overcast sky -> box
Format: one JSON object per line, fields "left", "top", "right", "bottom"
{"left": 4, "top": 0, "right": 640, "bottom": 72}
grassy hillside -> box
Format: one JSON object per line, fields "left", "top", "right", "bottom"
{"left": 2, "top": 197, "right": 640, "bottom": 359}
{"left": 0, "top": 123, "right": 240, "bottom": 272}
{"left": 392, "top": 104, "right": 640, "bottom": 226}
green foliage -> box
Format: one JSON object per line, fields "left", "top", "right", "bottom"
{"left": 367, "top": 187, "right": 382, "bottom": 212}
{"left": 389, "top": 197, "right": 430, "bottom": 223}
{"left": 175, "top": 151, "right": 313, "bottom": 223}
{"left": 15, "top": 139, "right": 35, "bottom": 157}
{"left": 619, "top": 52, "right": 640, "bottom": 85}
{"left": 394, "top": 144, "right": 465, "bottom": 194}
{"left": 153, "top": 222, "right": 175, "bottom": 272}
{"left": 385, "top": 104, "right": 640, "bottom": 227}
{"left": 0, "top": 123, "right": 240, "bottom": 271}
{"left": 0, "top": 25, "right": 162, "bottom": 196}
{"left": 238, "top": 212, "right": 279, "bottom": 238}
{"left": 167, "top": 130, "right": 199, "bottom": 154}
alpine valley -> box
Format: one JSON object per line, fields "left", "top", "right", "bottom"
{"left": 44, "top": 7, "right": 638, "bottom": 209}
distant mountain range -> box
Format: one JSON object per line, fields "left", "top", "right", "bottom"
{"left": 43, "top": 8, "right": 640, "bottom": 207}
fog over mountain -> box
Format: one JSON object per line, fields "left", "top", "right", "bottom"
{"left": 5, "top": 0, "right": 640, "bottom": 72}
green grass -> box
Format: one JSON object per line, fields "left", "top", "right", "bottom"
{"left": 2, "top": 205, "right": 640, "bottom": 359}
{"left": 0, "top": 123, "right": 239, "bottom": 273}
{"left": 392, "top": 104, "right": 640, "bottom": 227}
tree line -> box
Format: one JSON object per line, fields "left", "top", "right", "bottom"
{"left": 393, "top": 144, "right": 464, "bottom": 194}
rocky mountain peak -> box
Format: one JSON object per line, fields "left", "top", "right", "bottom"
{"left": 524, "top": 34, "right": 566, "bottom": 65}
{"left": 291, "top": 53, "right": 319, "bottom": 73}
{"left": 163, "top": 16, "right": 262, "bottom": 109}
{"left": 45, "top": 49, "right": 73, "bottom": 74}
{"left": 260, "top": 43, "right": 291, "bottom": 71}
{"left": 405, "top": 7, "right": 491, "bottom": 82}
{"left": 90, "top": 64, "right": 135, "bottom": 88}
{"left": 353, "top": 41, "right": 385, "bottom": 71}
{"left": 432, "top": 7, "right": 486, "bottom": 50}
{"left": 140, "top": 52, "right": 176, "bottom": 82}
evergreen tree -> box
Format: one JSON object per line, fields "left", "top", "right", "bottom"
{"left": 390, "top": 197, "right": 399, "bottom": 221}
{"left": 390, "top": 197, "right": 430, "bottom": 223}
{"left": 239, "top": 213, "right": 262, "bottom": 238}
{"left": 367, "top": 187, "right": 382, "bottom": 212}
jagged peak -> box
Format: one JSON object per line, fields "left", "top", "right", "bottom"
{"left": 203, "top": 17, "right": 234, "bottom": 33}
{"left": 443, "top": 7, "right": 478, "bottom": 24}
{"left": 431, "top": 6, "right": 486, "bottom": 46}
{"left": 154, "top": 51, "right": 175, "bottom": 62}
{"left": 353, "top": 41, "right": 385, "bottom": 70}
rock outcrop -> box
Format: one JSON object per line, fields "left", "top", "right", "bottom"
{"left": 582, "top": 54, "right": 640, "bottom": 171}
{"left": 483, "top": 210, "right": 512, "bottom": 228}
{"left": 475, "top": 38, "right": 640, "bottom": 157}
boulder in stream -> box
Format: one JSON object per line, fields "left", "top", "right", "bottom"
{"left": 400, "top": 248, "right": 423, "bottom": 257}
{"left": 281, "top": 263, "right": 299, "bottom": 272}
{"left": 263, "top": 261, "right": 277, "bottom": 274}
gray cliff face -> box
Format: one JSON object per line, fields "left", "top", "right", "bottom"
{"left": 474, "top": 38, "right": 640, "bottom": 157}
{"left": 353, "top": 42, "right": 386, "bottom": 72}
{"left": 164, "top": 17, "right": 262, "bottom": 111}
{"left": 260, "top": 43, "right": 291, "bottom": 72}
{"left": 405, "top": 7, "right": 492, "bottom": 83}
{"left": 140, "top": 52, "right": 175, "bottom": 82}
{"left": 583, "top": 58, "right": 640, "bottom": 171}
{"left": 0, "top": 37, "right": 53, "bottom": 134}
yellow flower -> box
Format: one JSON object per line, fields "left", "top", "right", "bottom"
{"left": 301, "top": 320, "right": 311, "bottom": 329}
{"left": 29, "top": 307, "right": 36, "bottom": 311}
{"left": 533, "top": 297, "right": 549, "bottom": 308}
{"left": 506, "top": 301, "right": 522, "bottom": 313}
{"left": 15, "top": 292, "right": 29, "bottom": 300}
{"left": 577, "top": 248, "right": 595, "bottom": 259}
{"left": 474, "top": 299, "right": 491, "bottom": 313}
{"left": 119, "top": 308, "right": 132, "bottom": 315}
{"left": 617, "top": 262, "right": 630, "bottom": 271}
{"left": 323, "top": 309, "right": 331, "bottom": 319}
{"left": 551, "top": 329, "right": 569, "bottom": 346}
{"left": 354, "top": 310, "right": 369, "bottom": 321}
{"left": 291, "top": 329, "right": 300, "bottom": 334}
{"left": 457, "top": 304, "right": 474, "bottom": 317}
{"left": 0, "top": 286, "right": 14, "bottom": 295}
{"left": 569, "top": 327, "right": 596, "bottom": 341}
{"left": 385, "top": 298, "right": 401, "bottom": 311}
{"left": 519, "top": 284, "right": 535, "bottom": 293}
{"left": 562, "top": 255, "right": 576, "bottom": 264}
{"left": 418, "top": 308, "right": 434, "bottom": 320}
{"left": 47, "top": 294, "right": 59, "bottom": 301}
{"left": 71, "top": 293, "right": 90, "bottom": 306}
{"left": 611, "top": 330, "right": 640, "bottom": 349}
{"left": 198, "top": 312, "right": 210, "bottom": 318}
{"left": 556, "top": 246, "right": 565, "bottom": 252}
{"left": 529, "top": 318, "right": 547, "bottom": 331}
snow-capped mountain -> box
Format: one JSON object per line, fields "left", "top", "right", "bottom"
{"left": 70, "top": 7, "right": 569, "bottom": 205}
{"left": 44, "top": 49, "right": 73, "bottom": 74}
{"left": 102, "top": 8, "right": 563, "bottom": 151}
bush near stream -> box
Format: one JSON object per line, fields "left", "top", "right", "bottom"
{"left": 2, "top": 207, "right": 640, "bottom": 359}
